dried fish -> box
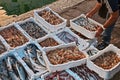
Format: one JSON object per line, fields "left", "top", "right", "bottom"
{"left": 38, "top": 10, "right": 63, "bottom": 25}
{"left": 0, "top": 26, "right": 28, "bottom": 47}
{"left": 57, "top": 31, "right": 78, "bottom": 44}
{"left": 70, "top": 64, "right": 103, "bottom": 80}
{"left": 20, "top": 21, "right": 47, "bottom": 39}
{"left": 39, "top": 38, "right": 59, "bottom": 47}
{"left": 44, "top": 71, "right": 75, "bottom": 80}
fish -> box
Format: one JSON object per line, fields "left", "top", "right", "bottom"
{"left": 57, "top": 31, "right": 78, "bottom": 44}
{"left": 20, "top": 21, "right": 47, "bottom": 39}
{"left": 26, "top": 44, "right": 46, "bottom": 68}
{"left": 6, "top": 57, "right": 20, "bottom": 80}
{"left": 36, "top": 50, "right": 46, "bottom": 67}
{"left": 16, "top": 62, "right": 29, "bottom": 80}
{"left": 87, "top": 49, "right": 98, "bottom": 56}
{"left": 0, "top": 60, "right": 10, "bottom": 80}
{"left": 22, "top": 57, "right": 39, "bottom": 73}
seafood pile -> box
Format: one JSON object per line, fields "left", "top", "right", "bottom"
{"left": 23, "top": 44, "right": 46, "bottom": 73}
{"left": 44, "top": 71, "right": 75, "bottom": 80}
{"left": 70, "top": 64, "right": 103, "bottom": 80}
{"left": 0, "top": 59, "right": 10, "bottom": 80}
{"left": 0, "top": 26, "right": 28, "bottom": 48}
{"left": 92, "top": 51, "right": 120, "bottom": 69}
{"left": 73, "top": 17, "right": 99, "bottom": 31}
{"left": 56, "top": 31, "right": 79, "bottom": 44}
{"left": 19, "top": 21, "right": 47, "bottom": 39}
{"left": 39, "top": 38, "right": 59, "bottom": 47}
{"left": 87, "top": 48, "right": 98, "bottom": 56}
{"left": 0, "top": 40, "right": 7, "bottom": 54}
{"left": 47, "top": 46, "right": 86, "bottom": 65}
{"left": 0, "top": 56, "right": 29, "bottom": 80}
{"left": 70, "top": 28, "right": 88, "bottom": 39}
{"left": 38, "top": 10, "right": 63, "bottom": 25}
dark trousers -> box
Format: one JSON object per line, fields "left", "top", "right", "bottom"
{"left": 102, "top": 23, "right": 115, "bottom": 44}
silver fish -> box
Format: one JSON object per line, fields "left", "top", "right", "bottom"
{"left": 36, "top": 50, "right": 46, "bottom": 67}
{"left": 0, "top": 60, "right": 10, "bottom": 80}
{"left": 22, "top": 57, "right": 38, "bottom": 73}
{"left": 87, "top": 49, "right": 98, "bottom": 56}
{"left": 6, "top": 57, "right": 20, "bottom": 80}
{"left": 16, "top": 62, "right": 29, "bottom": 80}
{"left": 25, "top": 44, "right": 46, "bottom": 69}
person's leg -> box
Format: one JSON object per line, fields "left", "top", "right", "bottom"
{"left": 102, "top": 23, "right": 115, "bottom": 44}
{"left": 96, "top": 23, "right": 115, "bottom": 50}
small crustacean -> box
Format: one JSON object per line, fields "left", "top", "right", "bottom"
{"left": 19, "top": 21, "right": 47, "bottom": 39}
{"left": 0, "top": 26, "right": 28, "bottom": 48}
{"left": 47, "top": 46, "right": 86, "bottom": 65}
{"left": 93, "top": 51, "right": 120, "bottom": 69}
{"left": 39, "top": 38, "right": 59, "bottom": 47}
{"left": 23, "top": 44, "right": 46, "bottom": 73}
{"left": 57, "top": 31, "right": 79, "bottom": 44}
{"left": 38, "top": 10, "right": 63, "bottom": 25}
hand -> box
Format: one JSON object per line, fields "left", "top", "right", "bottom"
{"left": 95, "top": 27, "right": 104, "bottom": 37}
{"left": 86, "top": 13, "right": 93, "bottom": 18}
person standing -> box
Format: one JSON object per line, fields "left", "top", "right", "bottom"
{"left": 86, "top": 0, "right": 120, "bottom": 50}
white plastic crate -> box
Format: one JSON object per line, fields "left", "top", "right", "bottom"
{"left": 41, "top": 69, "right": 79, "bottom": 80}
{"left": 87, "top": 44, "right": 120, "bottom": 79}
{"left": 70, "top": 14, "right": 103, "bottom": 39}
{"left": 16, "top": 17, "right": 48, "bottom": 41}
{"left": 0, "top": 22, "right": 30, "bottom": 50}
{"left": 14, "top": 52, "right": 43, "bottom": 80}
{"left": 0, "top": 50, "right": 33, "bottom": 80}
{"left": 14, "top": 41, "right": 48, "bottom": 78}
{"left": 54, "top": 27, "right": 89, "bottom": 50}
{"left": 37, "top": 33, "right": 64, "bottom": 48}
{"left": 0, "top": 49, "right": 10, "bottom": 61}
{"left": 34, "top": 7, "right": 67, "bottom": 32}
{"left": 42, "top": 42, "right": 88, "bottom": 72}
{"left": 13, "top": 52, "right": 34, "bottom": 79}
{"left": 0, "top": 35, "right": 9, "bottom": 52}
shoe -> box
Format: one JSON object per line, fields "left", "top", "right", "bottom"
{"left": 96, "top": 42, "right": 109, "bottom": 50}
